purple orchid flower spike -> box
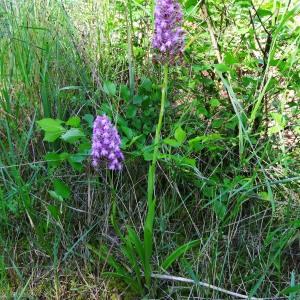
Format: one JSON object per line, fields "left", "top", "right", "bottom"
{"left": 91, "top": 115, "right": 124, "bottom": 171}
{"left": 152, "top": 0, "right": 185, "bottom": 64}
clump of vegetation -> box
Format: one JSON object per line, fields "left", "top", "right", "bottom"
{"left": 0, "top": 0, "right": 300, "bottom": 299}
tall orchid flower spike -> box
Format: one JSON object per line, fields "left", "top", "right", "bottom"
{"left": 152, "top": 0, "right": 185, "bottom": 64}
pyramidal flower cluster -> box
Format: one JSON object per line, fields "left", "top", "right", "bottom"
{"left": 91, "top": 115, "right": 124, "bottom": 171}
{"left": 152, "top": 0, "right": 185, "bottom": 64}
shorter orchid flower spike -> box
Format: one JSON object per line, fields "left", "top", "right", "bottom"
{"left": 91, "top": 115, "right": 124, "bottom": 171}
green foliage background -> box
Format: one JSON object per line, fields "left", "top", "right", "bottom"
{"left": 0, "top": 0, "right": 299, "bottom": 298}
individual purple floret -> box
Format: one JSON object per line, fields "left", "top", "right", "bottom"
{"left": 152, "top": 0, "right": 185, "bottom": 64}
{"left": 91, "top": 115, "right": 124, "bottom": 171}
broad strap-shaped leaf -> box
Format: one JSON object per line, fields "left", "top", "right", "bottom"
{"left": 143, "top": 199, "right": 156, "bottom": 286}
{"left": 127, "top": 226, "right": 145, "bottom": 263}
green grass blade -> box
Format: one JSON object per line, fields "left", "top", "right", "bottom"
{"left": 161, "top": 239, "right": 201, "bottom": 270}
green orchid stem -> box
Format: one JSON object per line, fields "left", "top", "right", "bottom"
{"left": 148, "top": 64, "right": 168, "bottom": 204}
{"left": 144, "top": 64, "right": 168, "bottom": 288}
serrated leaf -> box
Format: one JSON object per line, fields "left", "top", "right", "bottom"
{"left": 44, "top": 131, "right": 63, "bottom": 142}
{"left": 37, "top": 118, "right": 64, "bottom": 132}
{"left": 66, "top": 116, "right": 81, "bottom": 127}
{"left": 61, "top": 128, "right": 85, "bottom": 143}
{"left": 37, "top": 118, "right": 65, "bottom": 142}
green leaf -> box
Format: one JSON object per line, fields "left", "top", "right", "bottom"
{"left": 133, "top": 95, "right": 143, "bottom": 105}
{"left": 214, "top": 64, "right": 230, "bottom": 72}
{"left": 168, "top": 155, "right": 196, "bottom": 168}
{"left": 126, "top": 105, "right": 137, "bottom": 119}
{"left": 143, "top": 151, "right": 153, "bottom": 161}
{"left": 69, "top": 153, "right": 86, "bottom": 163}
{"left": 44, "top": 153, "right": 62, "bottom": 168}
{"left": 83, "top": 114, "right": 94, "bottom": 128}
{"left": 164, "top": 138, "right": 181, "bottom": 148}
{"left": 185, "top": 0, "right": 197, "bottom": 9}
{"left": 103, "top": 80, "right": 116, "bottom": 96}
{"left": 174, "top": 126, "right": 186, "bottom": 144}
{"left": 68, "top": 158, "right": 83, "bottom": 171}
{"left": 124, "top": 134, "right": 144, "bottom": 149}
{"left": 48, "top": 190, "right": 64, "bottom": 202}
{"left": 210, "top": 98, "right": 220, "bottom": 107}
{"left": 161, "top": 239, "right": 200, "bottom": 269}
{"left": 197, "top": 106, "right": 209, "bottom": 116}
{"left": 43, "top": 131, "right": 63, "bottom": 142}
{"left": 235, "top": 0, "right": 251, "bottom": 8}
{"left": 213, "top": 200, "right": 227, "bottom": 220}
{"left": 120, "top": 84, "right": 131, "bottom": 101}
{"left": 256, "top": 8, "right": 272, "bottom": 18}
{"left": 37, "top": 118, "right": 66, "bottom": 142}
{"left": 140, "top": 77, "right": 152, "bottom": 91}
{"left": 127, "top": 227, "right": 145, "bottom": 263}
{"left": 37, "top": 118, "right": 64, "bottom": 132}
{"left": 78, "top": 142, "right": 91, "bottom": 154}
{"left": 212, "top": 119, "right": 223, "bottom": 128}
{"left": 44, "top": 152, "right": 61, "bottom": 165}
{"left": 47, "top": 205, "right": 60, "bottom": 220}
{"left": 59, "top": 152, "right": 69, "bottom": 160}
{"left": 259, "top": 192, "right": 271, "bottom": 201}
{"left": 224, "top": 52, "right": 238, "bottom": 65}
{"left": 281, "top": 284, "right": 300, "bottom": 294}
{"left": 53, "top": 179, "right": 70, "bottom": 199}
{"left": 66, "top": 116, "right": 81, "bottom": 127}
{"left": 188, "top": 134, "right": 222, "bottom": 150}
{"left": 61, "top": 128, "right": 85, "bottom": 143}
{"left": 192, "top": 64, "right": 210, "bottom": 72}
{"left": 121, "top": 126, "right": 134, "bottom": 139}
